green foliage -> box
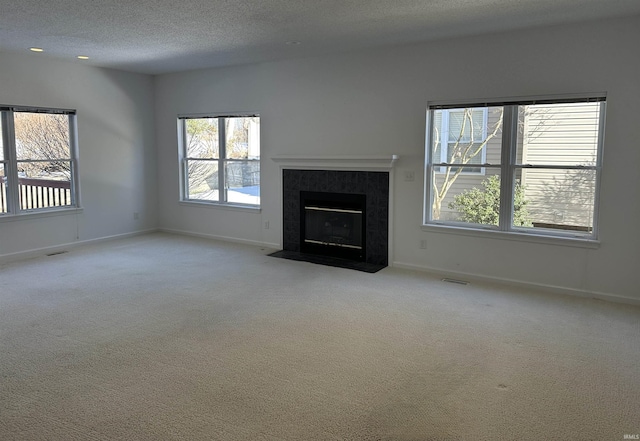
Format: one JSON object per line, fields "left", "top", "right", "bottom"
{"left": 448, "top": 175, "right": 531, "bottom": 226}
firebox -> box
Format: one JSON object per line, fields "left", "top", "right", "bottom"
{"left": 300, "top": 191, "right": 366, "bottom": 261}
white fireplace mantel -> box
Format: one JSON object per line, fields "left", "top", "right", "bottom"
{"left": 272, "top": 154, "right": 398, "bottom": 267}
{"left": 271, "top": 154, "right": 399, "bottom": 171}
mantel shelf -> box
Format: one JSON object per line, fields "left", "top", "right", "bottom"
{"left": 271, "top": 154, "right": 399, "bottom": 171}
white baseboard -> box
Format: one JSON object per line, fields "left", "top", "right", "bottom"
{"left": 0, "top": 229, "right": 159, "bottom": 265}
{"left": 159, "top": 228, "right": 280, "bottom": 250}
{"left": 392, "top": 261, "right": 640, "bottom": 307}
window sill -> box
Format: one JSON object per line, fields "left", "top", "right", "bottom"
{"left": 0, "top": 207, "right": 83, "bottom": 223}
{"left": 179, "top": 200, "right": 261, "bottom": 213}
{"left": 421, "top": 223, "right": 600, "bottom": 249}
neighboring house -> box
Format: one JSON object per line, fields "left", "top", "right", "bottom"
{"left": 519, "top": 102, "right": 599, "bottom": 230}
{"left": 432, "top": 102, "right": 601, "bottom": 231}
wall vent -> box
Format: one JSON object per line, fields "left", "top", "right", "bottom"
{"left": 442, "top": 278, "right": 469, "bottom": 285}
{"left": 46, "top": 251, "right": 68, "bottom": 257}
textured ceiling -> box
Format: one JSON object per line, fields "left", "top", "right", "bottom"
{"left": 1, "top": 0, "right": 639, "bottom": 75}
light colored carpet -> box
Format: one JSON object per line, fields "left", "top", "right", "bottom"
{"left": 0, "top": 232, "right": 638, "bottom": 440}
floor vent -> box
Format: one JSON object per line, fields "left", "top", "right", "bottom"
{"left": 46, "top": 251, "right": 68, "bottom": 257}
{"left": 442, "top": 278, "right": 469, "bottom": 285}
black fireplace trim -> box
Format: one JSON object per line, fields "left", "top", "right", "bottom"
{"left": 281, "top": 169, "right": 389, "bottom": 267}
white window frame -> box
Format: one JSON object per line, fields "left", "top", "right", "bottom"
{"left": 178, "top": 113, "right": 260, "bottom": 208}
{"left": 1, "top": 106, "right": 80, "bottom": 216}
{"left": 436, "top": 108, "right": 488, "bottom": 175}
{"left": 424, "top": 94, "right": 605, "bottom": 241}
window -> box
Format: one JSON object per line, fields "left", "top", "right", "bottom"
{"left": 178, "top": 115, "right": 260, "bottom": 207}
{"left": 425, "top": 95, "right": 605, "bottom": 239}
{"left": 1, "top": 107, "right": 79, "bottom": 215}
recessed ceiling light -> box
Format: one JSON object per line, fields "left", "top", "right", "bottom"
{"left": 77, "top": 55, "right": 90, "bottom": 60}
{"left": 285, "top": 41, "right": 301, "bottom": 45}
{"left": 29, "top": 47, "right": 44, "bottom": 52}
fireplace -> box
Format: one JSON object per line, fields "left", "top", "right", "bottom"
{"left": 301, "top": 191, "right": 366, "bottom": 261}
{"left": 272, "top": 168, "right": 389, "bottom": 272}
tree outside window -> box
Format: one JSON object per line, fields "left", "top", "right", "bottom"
{"left": 180, "top": 115, "right": 260, "bottom": 207}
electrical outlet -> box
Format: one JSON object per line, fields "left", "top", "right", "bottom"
{"left": 420, "top": 239, "right": 427, "bottom": 249}
{"left": 264, "top": 221, "right": 270, "bottom": 229}
{"left": 133, "top": 212, "right": 139, "bottom": 220}
{"left": 404, "top": 170, "right": 415, "bottom": 182}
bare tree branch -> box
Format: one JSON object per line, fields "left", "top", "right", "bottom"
{"left": 432, "top": 108, "right": 504, "bottom": 219}
{"left": 13, "top": 113, "right": 71, "bottom": 179}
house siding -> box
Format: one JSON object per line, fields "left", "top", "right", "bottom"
{"left": 520, "top": 102, "right": 601, "bottom": 229}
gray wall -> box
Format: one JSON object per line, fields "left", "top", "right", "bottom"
{"left": 0, "top": 52, "right": 157, "bottom": 257}
{"left": 155, "top": 15, "right": 640, "bottom": 301}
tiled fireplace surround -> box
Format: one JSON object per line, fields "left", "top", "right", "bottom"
{"left": 274, "top": 156, "right": 397, "bottom": 268}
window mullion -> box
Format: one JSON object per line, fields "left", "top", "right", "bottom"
{"left": 499, "top": 105, "right": 518, "bottom": 231}
{"left": 592, "top": 101, "right": 606, "bottom": 238}
{"left": 424, "top": 110, "right": 434, "bottom": 223}
{"left": 218, "top": 118, "right": 226, "bottom": 203}
{"left": 2, "top": 111, "right": 20, "bottom": 213}
{"left": 68, "top": 114, "right": 79, "bottom": 207}
{"left": 180, "top": 120, "right": 189, "bottom": 199}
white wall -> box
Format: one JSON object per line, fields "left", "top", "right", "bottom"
{"left": 0, "top": 52, "right": 157, "bottom": 258}
{"left": 156, "top": 15, "right": 640, "bottom": 301}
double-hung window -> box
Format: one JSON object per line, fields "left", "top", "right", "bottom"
{"left": 178, "top": 115, "right": 260, "bottom": 207}
{"left": 1, "top": 106, "right": 79, "bottom": 215}
{"left": 425, "top": 95, "right": 605, "bottom": 239}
